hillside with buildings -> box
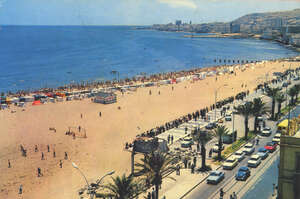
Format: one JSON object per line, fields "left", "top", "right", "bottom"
{"left": 152, "top": 8, "right": 300, "bottom": 47}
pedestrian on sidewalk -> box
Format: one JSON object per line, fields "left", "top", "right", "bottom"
{"left": 176, "top": 164, "right": 181, "bottom": 175}
{"left": 147, "top": 192, "right": 151, "bottom": 199}
{"left": 191, "top": 163, "right": 195, "bottom": 174}
{"left": 209, "top": 149, "right": 213, "bottom": 158}
{"left": 256, "top": 137, "right": 260, "bottom": 145}
{"left": 171, "top": 135, "right": 174, "bottom": 144}
{"left": 151, "top": 187, "right": 155, "bottom": 199}
{"left": 230, "top": 194, "right": 233, "bottom": 199}
{"left": 232, "top": 192, "right": 237, "bottom": 199}
{"left": 219, "top": 188, "right": 224, "bottom": 199}
{"left": 167, "top": 134, "right": 170, "bottom": 144}
{"left": 193, "top": 156, "right": 197, "bottom": 167}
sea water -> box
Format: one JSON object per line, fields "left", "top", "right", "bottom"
{"left": 0, "top": 25, "right": 298, "bottom": 92}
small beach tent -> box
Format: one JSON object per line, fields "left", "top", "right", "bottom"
{"left": 1, "top": 104, "right": 8, "bottom": 109}
{"left": 24, "top": 96, "right": 34, "bottom": 102}
{"left": 94, "top": 92, "right": 117, "bottom": 104}
{"left": 56, "top": 96, "right": 63, "bottom": 102}
{"left": 278, "top": 119, "right": 289, "bottom": 132}
{"left": 32, "top": 100, "right": 41, "bottom": 105}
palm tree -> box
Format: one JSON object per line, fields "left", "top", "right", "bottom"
{"left": 135, "top": 152, "right": 176, "bottom": 199}
{"left": 192, "top": 129, "right": 213, "bottom": 170}
{"left": 234, "top": 102, "right": 253, "bottom": 140}
{"left": 265, "top": 87, "right": 281, "bottom": 120}
{"left": 275, "top": 93, "right": 285, "bottom": 119}
{"left": 288, "top": 86, "right": 298, "bottom": 105}
{"left": 214, "top": 125, "right": 230, "bottom": 160}
{"left": 104, "top": 174, "right": 140, "bottom": 199}
{"left": 252, "top": 98, "right": 269, "bottom": 133}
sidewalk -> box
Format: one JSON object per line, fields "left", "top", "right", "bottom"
{"left": 141, "top": 158, "right": 220, "bottom": 199}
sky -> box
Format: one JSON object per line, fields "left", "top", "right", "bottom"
{"left": 0, "top": 0, "right": 300, "bottom": 25}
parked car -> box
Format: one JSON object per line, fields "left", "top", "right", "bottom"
{"left": 225, "top": 112, "right": 232, "bottom": 121}
{"left": 272, "top": 133, "right": 281, "bottom": 144}
{"left": 243, "top": 143, "right": 255, "bottom": 155}
{"left": 264, "top": 142, "right": 278, "bottom": 152}
{"left": 248, "top": 155, "right": 262, "bottom": 168}
{"left": 212, "top": 143, "right": 224, "bottom": 153}
{"left": 207, "top": 171, "right": 225, "bottom": 184}
{"left": 223, "top": 156, "right": 238, "bottom": 170}
{"left": 261, "top": 127, "right": 272, "bottom": 136}
{"left": 233, "top": 150, "right": 246, "bottom": 162}
{"left": 257, "top": 148, "right": 269, "bottom": 160}
{"left": 206, "top": 122, "right": 217, "bottom": 130}
{"left": 235, "top": 166, "right": 251, "bottom": 181}
{"left": 257, "top": 115, "right": 264, "bottom": 122}
{"left": 282, "top": 82, "right": 288, "bottom": 87}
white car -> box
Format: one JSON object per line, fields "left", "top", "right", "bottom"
{"left": 272, "top": 133, "right": 281, "bottom": 144}
{"left": 223, "top": 156, "right": 238, "bottom": 170}
{"left": 243, "top": 143, "right": 255, "bottom": 155}
{"left": 234, "top": 150, "right": 246, "bottom": 162}
{"left": 261, "top": 127, "right": 272, "bottom": 137}
{"left": 212, "top": 143, "right": 224, "bottom": 153}
{"left": 248, "top": 155, "right": 261, "bottom": 168}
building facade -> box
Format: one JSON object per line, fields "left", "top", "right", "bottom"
{"left": 278, "top": 127, "right": 300, "bottom": 199}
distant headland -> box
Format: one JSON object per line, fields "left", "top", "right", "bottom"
{"left": 148, "top": 8, "right": 300, "bottom": 49}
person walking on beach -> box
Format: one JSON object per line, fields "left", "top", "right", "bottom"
{"left": 19, "top": 184, "right": 23, "bottom": 194}
{"left": 37, "top": 167, "right": 42, "bottom": 177}
{"left": 53, "top": 150, "right": 56, "bottom": 158}
{"left": 64, "top": 152, "right": 68, "bottom": 160}
{"left": 99, "top": 112, "right": 102, "bottom": 117}
{"left": 80, "top": 113, "right": 83, "bottom": 119}
{"left": 35, "top": 145, "right": 38, "bottom": 152}
{"left": 149, "top": 90, "right": 152, "bottom": 95}
{"left": 47, "top": 145, "right": 50, "bottom": 152}
{"left": 8, "top": 159, "right": 11, "bottom": 168}
{"left": 78, "top": 126, "right": 81, "bottom": 132}
{"left": 59, "top": 160, "right": 63, "bottom": 168}
{"left": 41, "top": 152, "right": 44, "bottom": 160}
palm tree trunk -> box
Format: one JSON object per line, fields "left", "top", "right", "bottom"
{"left": 271, "top": 98, "right": 275, "bottom": 119}
{"left": 277, "top": 103, "right": 282, "bottom": 119}
{"left": 218, "top": 137, "right": 222, "bottom": 160}
{"left": 244, "top": 117, "right": 249, "bottom": 140}
{"left": 254, "top": 116, "right": 258, "bottom": 133}
{"left": 155, "top": 184, "right": 159, "bottom": 199}
{"left": 201, "top": 144, "right": 206, "bottom": 169}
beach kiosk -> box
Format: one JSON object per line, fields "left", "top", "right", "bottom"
{"left": 94, "top": 92, "right": 117, "bottom": 104}
{"left": 278, "top": 119, "right": 289, "bottom": 133}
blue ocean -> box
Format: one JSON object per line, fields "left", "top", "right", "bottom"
{"left": 0, "top": 25, "right": 298, "bottom": 92}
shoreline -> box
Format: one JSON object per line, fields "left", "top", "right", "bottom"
{"left": 0, "top": 57, "right": 299, "bottom": 199}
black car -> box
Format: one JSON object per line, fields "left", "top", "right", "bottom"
{"left": 235, "top": 166, "right": 251, "bottom": 181}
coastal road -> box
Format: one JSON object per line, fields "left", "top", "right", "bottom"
{"left": 185, "top": 119, "right": 278, "bottom": 199}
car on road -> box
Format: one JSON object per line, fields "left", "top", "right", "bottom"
{"left": 207, "top": 171, "right": 225, "bottom": 184}
{"left": 243, "top": 143, "right": 255, "bottom": 155}
{"left": 233, "top": 150, "right": 246, "bottom": 162}
{"left": 212, "top": 143, "right": 225, "bottom": 153}
{"left": 248, "top": 154, "right": 262, "bottom": 168}
{"left": 225, "top": 112, "right": 232, "bottom": 121}
{"left": 223, "top": 156, "right": 238, "bottom": 170}
{"left": 261, "top": 127, "right": 272, "bottom": 137}
{"left": 257, "top": 148, "right": 269, "bottom": 160}
{"left": 264, "top": 141, "right": 278, "bottom": 152}
{"left": 235, "top": 166, "right": 251, "bottom": 181}
{"left": 181, "top": 137, "right": 193, "bottom": 148}
{"left": 272, "top": 133, "right": 281, "bottom": 144}
{"left": 206, "top": 122, "right": 217, "bottom": 130}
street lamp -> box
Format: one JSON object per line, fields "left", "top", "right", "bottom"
{"left": 72, "top": 162, "right": 114, "bottom": 199}
{"left": 215, "top": 84, "right": 228, "bottom": 121}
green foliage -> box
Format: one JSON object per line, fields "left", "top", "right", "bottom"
{"left": 103, "top": 174, "right": 141, "bottom": 199}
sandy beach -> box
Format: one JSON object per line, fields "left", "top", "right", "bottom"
{"left": 0, "top": 60, "right": 298, "bottom": 199}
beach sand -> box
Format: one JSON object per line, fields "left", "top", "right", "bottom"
{"left": 0, "top": 60, "right": 297, "bottom": 199}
